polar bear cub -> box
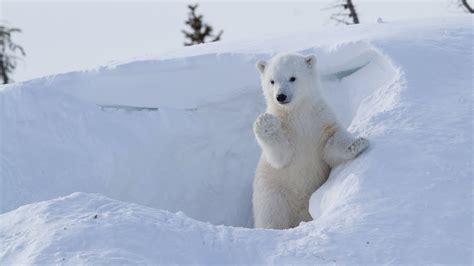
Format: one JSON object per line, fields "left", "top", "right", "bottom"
{"left": 253, "top": 53, "right": 369, "bottom": 229}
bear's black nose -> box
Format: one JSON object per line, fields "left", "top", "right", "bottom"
{"left": 276, "top": 94, "right": 287, "bottom": 103}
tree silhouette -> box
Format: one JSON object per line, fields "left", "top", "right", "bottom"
{"left": 182, "top": 4, "right": 223, "bottom": 46}
{"left": 325, "top": 0, "right": 360, "bottom": 25}
{"left": 0, "top": 25, "right": 25, "bottom": 84}
{"left": 459, "top": 0, "right": 474, "bottom": 13}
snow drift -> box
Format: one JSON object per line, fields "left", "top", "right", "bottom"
{"left": 0, "top": 17, "right": 472, "bottom": 264}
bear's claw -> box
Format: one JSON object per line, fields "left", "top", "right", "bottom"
{"left": 347, "top": 137, "right": 370, "bottom": 157}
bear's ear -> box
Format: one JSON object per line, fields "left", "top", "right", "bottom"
{"left": 256, "top": 60, "right": 266, "bottom": 74}
{"left": 304, "top": 55, "right": 316, "bottom": 68}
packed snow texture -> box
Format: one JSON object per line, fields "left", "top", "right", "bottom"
{"left": 0, "top": 17, "right": 472, "bottom": 264}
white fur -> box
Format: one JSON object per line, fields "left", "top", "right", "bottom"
{"left": 253, "top": 53, "right": 369, "bottom": 229}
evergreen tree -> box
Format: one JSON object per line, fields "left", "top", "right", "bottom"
{"left": 459, "top": 0, "right": 473, "bottom": 13}
{"left": 0, "top": 25, "right": 25, "bottom": 84}
{"left": 182, "top": 4, "right": 223, "bottom": 46}
{"left": 326, "top": 0, "right": 360, "bottom": 25}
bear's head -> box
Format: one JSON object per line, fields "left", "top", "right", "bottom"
{"left": 256, "top": 53, "right": 317, "bottom": 110}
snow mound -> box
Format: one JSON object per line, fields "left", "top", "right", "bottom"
{"left": 1, "top": 17, "right": 472, "bottom": 263}
{"left": 2, "top": 192, "right": 348, "bottom": 264}
{"left": 0, "top": 192, "right": 267, "bottom": 264}
{"left": 0, "top": 39, "right": 397, "bottom": 228}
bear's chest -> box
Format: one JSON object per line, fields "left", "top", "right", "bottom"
{"left": 286, "top": 118, "right": 325, "bottom": 155}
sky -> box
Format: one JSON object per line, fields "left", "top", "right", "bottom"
{"left": 0, "top": 0, "right": 467, "bottom": 82}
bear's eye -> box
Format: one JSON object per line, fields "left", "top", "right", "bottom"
{"left": 270, "top": 80, "right": 275, "bottom": 85}
{"left": 289, "top": 77, "right": 296, "bottom": 82}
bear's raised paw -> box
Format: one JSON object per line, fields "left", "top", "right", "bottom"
{"left": 254, "top": 113, "right": 282, "bottom": 140}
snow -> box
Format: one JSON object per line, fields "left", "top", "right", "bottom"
{"left": 0, "top": 16, "right": 472, "bottom": 264}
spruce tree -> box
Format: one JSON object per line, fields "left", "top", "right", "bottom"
{"left": 326, "top": 0, "right": 360, "bottom": 25}
{"left": 182, "top": 4, "right": 223, "bottom": 46}
{"left": 0, "top": 25, "right": 25, "bottom": 84}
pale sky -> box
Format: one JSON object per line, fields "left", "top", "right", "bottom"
{"left": 0, "top": 0, "right": 466, "bottom": 82}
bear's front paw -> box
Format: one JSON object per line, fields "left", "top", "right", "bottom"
{"left": 347, "top": 137, "right": 369, "bottom": 157}
{"left": 254, "top": 113, "right": 282, "bottom": 140}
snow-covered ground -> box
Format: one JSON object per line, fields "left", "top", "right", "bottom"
{"left": 0, "top": 17, "right": 472, "bottom": 264}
